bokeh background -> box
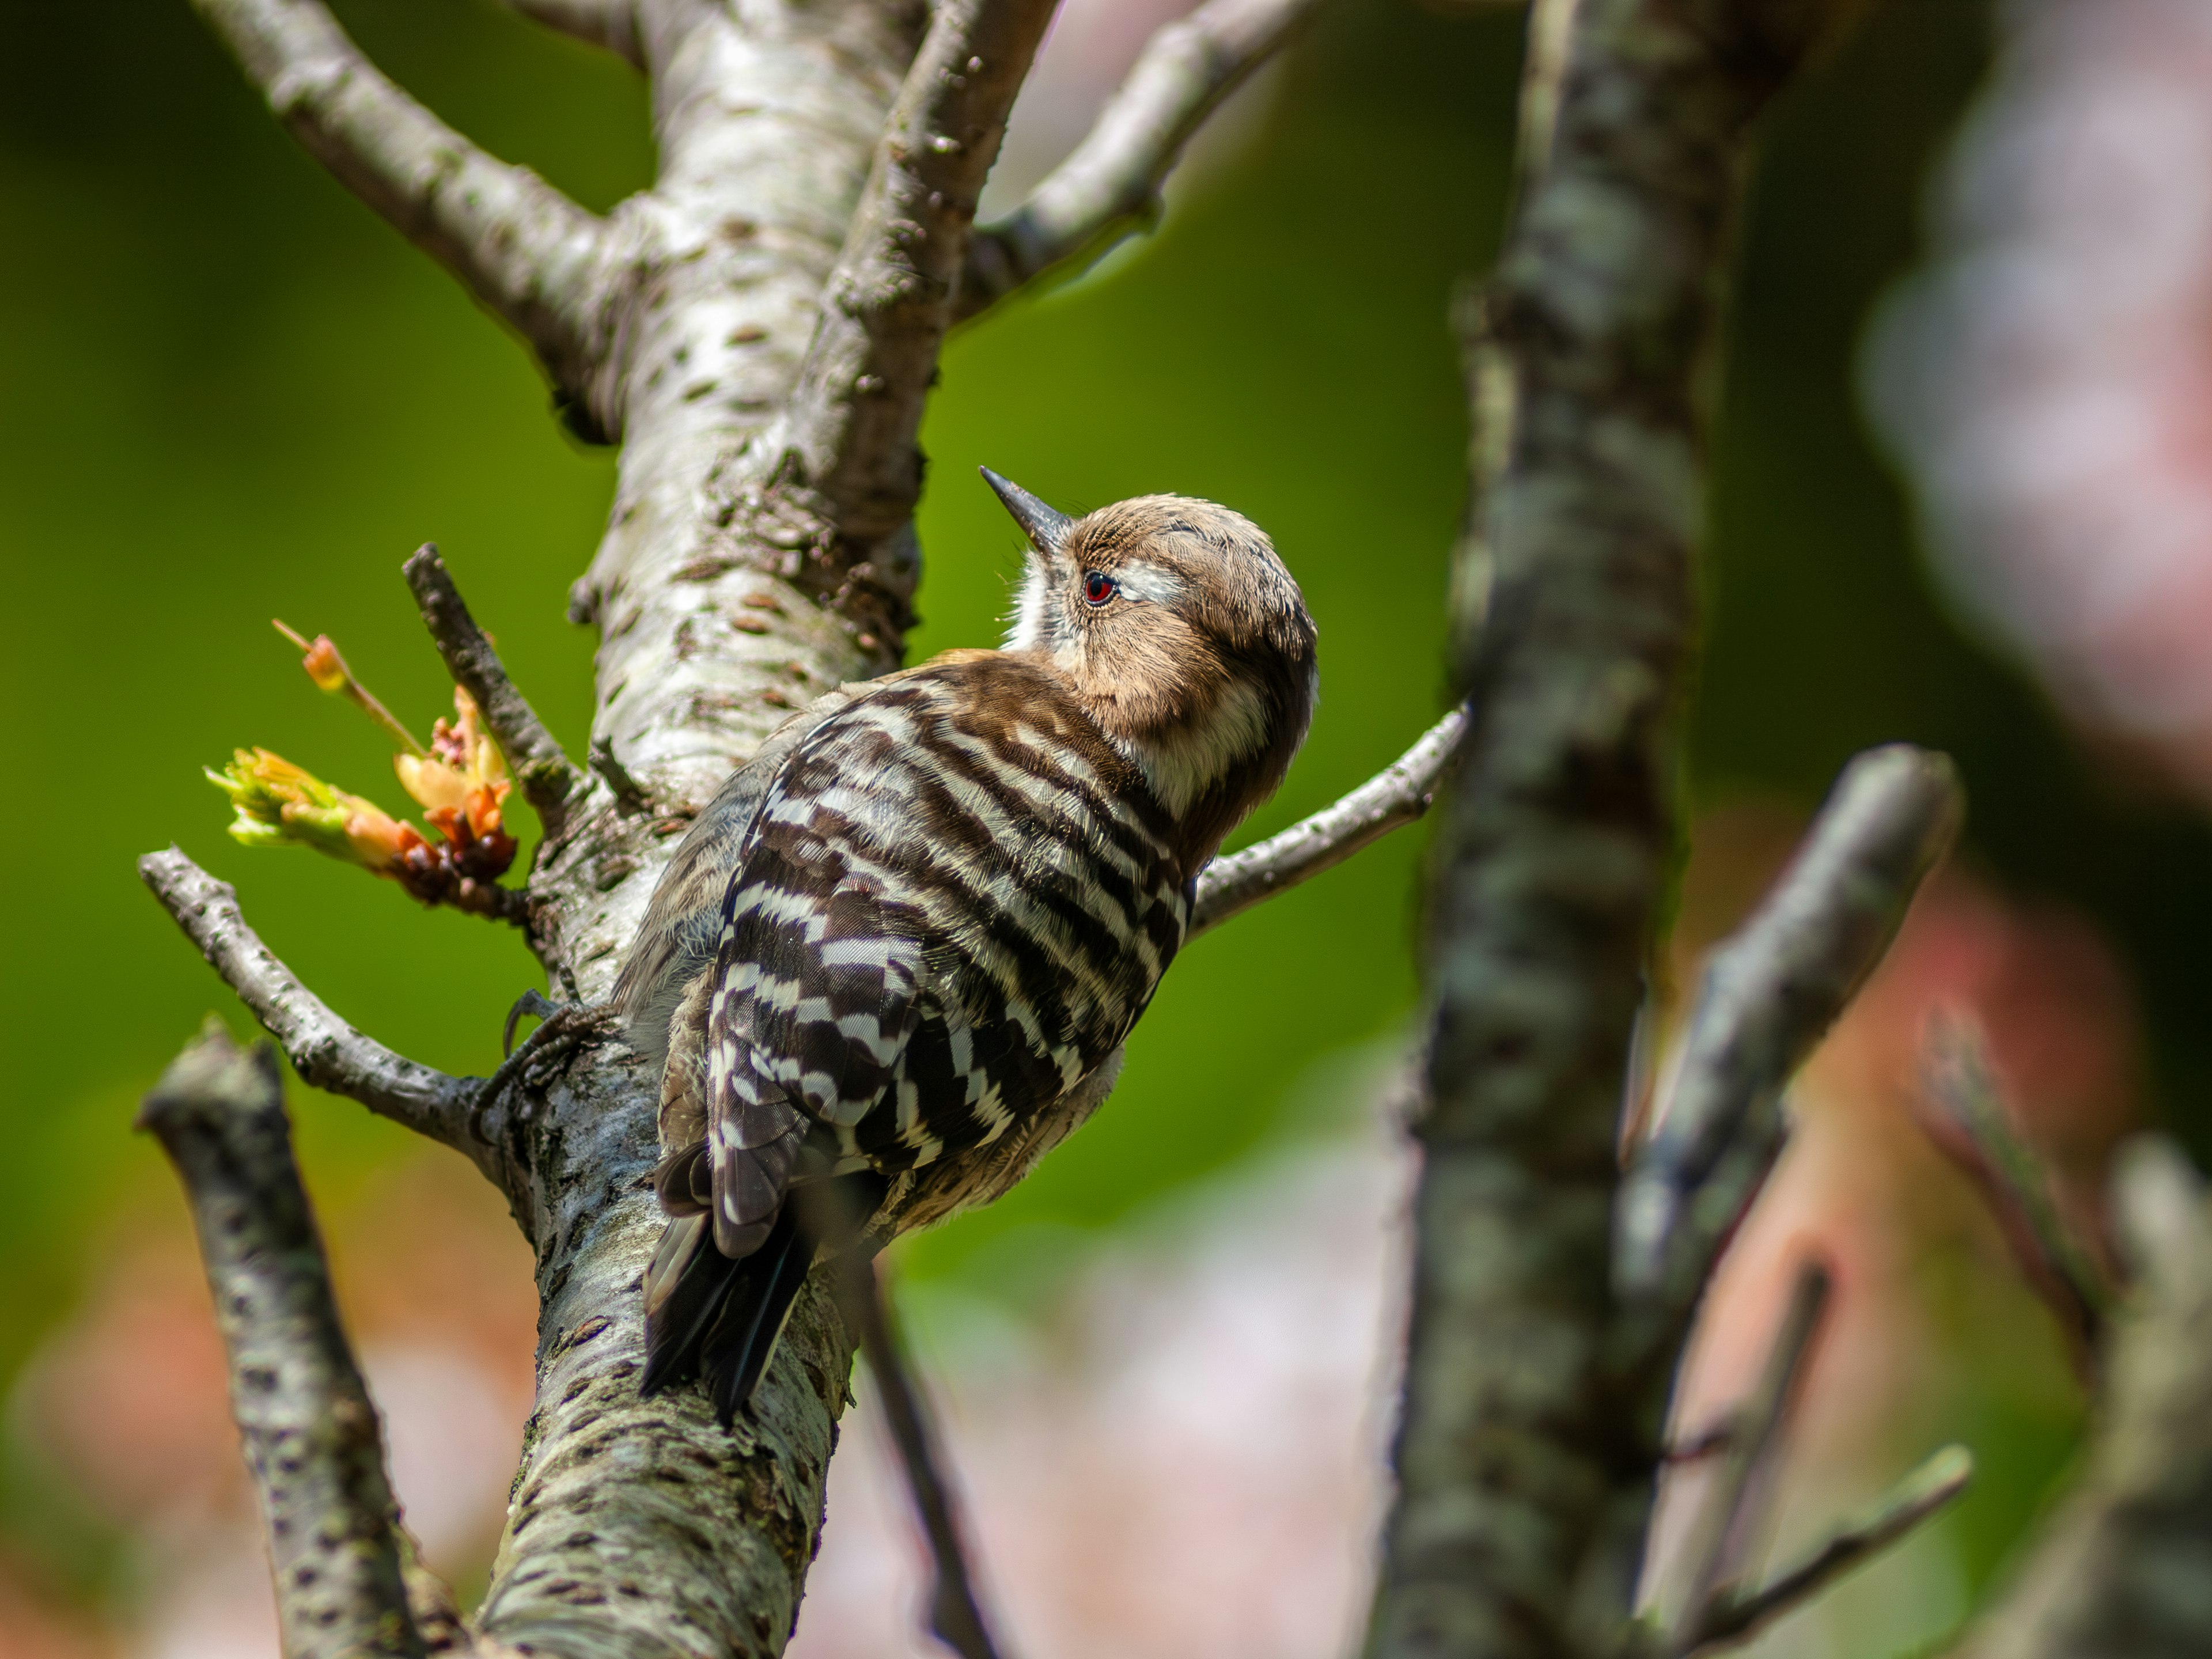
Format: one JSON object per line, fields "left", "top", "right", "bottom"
{"left": 1, "top": 0, "right": 2203, "bottom": 1653}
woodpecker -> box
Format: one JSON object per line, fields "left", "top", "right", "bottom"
{"left": 614, "top": 469, "right": 1319, "bottom": 1421}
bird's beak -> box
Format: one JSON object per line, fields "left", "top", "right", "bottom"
{"left": 980, "top": 467, "right": 1074, "bottom": 556}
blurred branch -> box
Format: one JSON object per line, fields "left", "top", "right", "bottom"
{"left": 137, "top": 848, "right": 516, "bottom": 1201}
{"left": 136, "top": 1021, "right": 442, "bottom": 1659}
{"left": 1615, "top": 745, "right": 1963, "bottom": 1310}
{"left": 840, "top": 1253, "right": 1006, "bottom": 1659}
{"left": 956, "top": 0, "right": 1324, "bottom": 323}
{"left": 1664, "top": 1260, "right": 1832, "bottom": 1654}
{"left": 1188, "top": 705, "right": 1467, "bottom": 937}
{"left": 1688, "top": 1444, "right": 1974, "bottom": 1653}
{"left": 1914, "top": 1017, "right": 2114, "bottom": 1378}
{"left": 1372, "top": 0, "right": 1853, "bottom": 1642}
{"left": 495, "top": 0, "right": 642, "bottom": 67}
{"left": 189, "top": 0, "right": 614, "bottom": 402}
{"left": 403, "top": 544, "right": 592, "bottom": 836}
{"left": 772, "top": 0, "right": 1059, "bottom": 548}
{"left": 1949, "top": 1138, "right": 2212, "bottom": 1659}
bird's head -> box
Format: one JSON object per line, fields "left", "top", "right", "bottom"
{"left": 985, "top": 468, "right": 1318, "bottom": 861}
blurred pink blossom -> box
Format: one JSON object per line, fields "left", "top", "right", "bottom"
{"left": 1870, "top": 0, "right": 2212, "bottom": 791}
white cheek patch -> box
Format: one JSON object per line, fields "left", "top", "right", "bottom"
{"left": 1111, "top": 560, "right": 1186, "bottom": 606}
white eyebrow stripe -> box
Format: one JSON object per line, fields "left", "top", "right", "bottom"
{"left": 1111, "top": 560, "right": 1185, "bottom": 605}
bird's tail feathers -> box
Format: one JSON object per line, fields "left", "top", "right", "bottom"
{"left": 639, "top": 1172, "right": 888, "bottom": 1425}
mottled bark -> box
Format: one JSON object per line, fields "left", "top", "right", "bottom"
{"left": 1371, "top": 1, "right": 1865, "bottom": 1655}
{"left": 137, "top": 1023, "right": 437, "bottom": 1659}
{"left": 1618, "top": 745, "right": 1962, "bottom": 1317}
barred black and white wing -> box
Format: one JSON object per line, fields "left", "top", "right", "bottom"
{"left": 640, "top": 653, "right": 1190, "bottom": 1418}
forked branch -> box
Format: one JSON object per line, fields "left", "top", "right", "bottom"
{"left": 1687, "top": 1444, "right": 1973, "bottom": 1653}
{"left": 1664, "top": 1260, "right": 1832, "bottom": 1654}
{"left": 774, "top": 0, "right": 1060, "bottom": 544}
{"left": 959, "top": 0, "right": 1324, "bottom": 322}
{"left": 137, "top": 1021, "right": 455, "bottom": 1659}
{"left": 403, "top": 544, "right": 590, "bottom": 834}
{"left": 1189, "top": 704, "right": 1466, "bottom": 937}
{"left": 1616, "top": 745, "right": 1963, "bottom": 1310}
{"left": 191, "top": 0, "right": 613, "bottom": 397}
{"left": 137, "top": 849, "right": 506, "bottom": 1193}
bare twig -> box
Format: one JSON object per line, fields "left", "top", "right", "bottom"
{"left": 1615, "top": 745, "right": 1963, "bottom": 1308}
{"left": 1663, "top": 1260, "right": 1832, "bottom": 1654}
{"left": 190, "top": 0, "right": 613, "bottom": 401}
{"left": 1688, "top": 1444, "right": 1974, "bottom": 1653}
{"left": 841, "top": 1254, "right": 1006, "bottom": 1659}
{"left": 1948, "top": 1138, "right": 2212, "bottom": 1659}
{"left": 1914, "top": 1017, "right": 2113, "bottom": 1379}
{"left": 956, "top": 0, "right": 1324, "bottom": 323}
{"left": 495, "top": 0, "right": 642, "bottom": 68}
{"left": 137, "top": 1020, "right": 437, "bottom": 1659}
{"left": 771, "top": 0, "right": 1060, "bottom": 548}
{"left": 1188, "top": 705, "right": 1467, "bottom": 937}
{"left": 403, "top": 544, "right": 590, "bottom": 834}
{"left": 137, "top": 848, "right": 504, "bottom": 1188}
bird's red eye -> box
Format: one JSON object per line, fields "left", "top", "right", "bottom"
{"left": 1084, "top": 571, "right": 1117, "bottom": 606}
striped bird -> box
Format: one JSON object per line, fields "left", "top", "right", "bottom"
{"left": 615, "top": 469, "right": 1318, "bottom": 1421}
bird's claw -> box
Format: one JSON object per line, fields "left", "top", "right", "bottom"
{"left": 471, "top": 995, "right": 617, "bottom": 1147}
{"left": 503, "top": 988, "right": 563, "bottom": 1058}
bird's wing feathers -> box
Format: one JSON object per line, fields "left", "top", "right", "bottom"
{"left": 702, "top": 722, "right": 926, "bottom": 1256}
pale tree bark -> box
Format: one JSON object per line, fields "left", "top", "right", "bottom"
{"left": 143, "top": 1, "right": 1456, "bottom": 1652}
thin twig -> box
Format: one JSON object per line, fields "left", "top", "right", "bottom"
{"left": 189, "top": 0, "right": 614, "bottom": 405}
{"left": 1914, "top": 1016, "right": 2113, "bottom": 1378}
{"left": 137, "top": 1020, "right": 439, "bottom": 1659}
{"left": 495, "top": 0, "right": 642, "bottom": 68}
{"left": 957, "top": 0, "right": 1325, "bottom": 323}
{"left": 1687, "top": 1444, "right": 1974, "bottom": 1653}
{"left": 137, "top": 848, "right": 508, "bottom": 1192}
{"left": 841, "top": 1254, "right": 1006, "bottom": 1659}
{"left": 1189, "top": 706, "right": 1466, "bottom": 937}
{"left": 1615, "top": 745, "right": 1963, "bottom": 1308}
{"left": 1946, "top": 1139, "right": 2212, "bottom": 1659}
{"left": 403, "top": 544, "right": 590, "bottom": 834}
{"left": 1664, "top": 1260, "right": 1832, "bottom": 1656}
{"left": 771, "top": 0, "right": 1060, "bottom": 547}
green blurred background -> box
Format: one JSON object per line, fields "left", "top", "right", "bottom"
{"left": 2, "top": 0, "right": 2200, "bottom": 1641}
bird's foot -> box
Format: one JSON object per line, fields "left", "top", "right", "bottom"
{"left": 470, "top": 993, "right": 620, "bottom": 1145}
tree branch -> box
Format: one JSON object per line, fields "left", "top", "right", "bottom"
{"left": 769, "top": 0, "right": 1060, "bottom": 550}
{"left": 136, "top": 1020, "right": 440, "bottom": 1659}
{"left": 190, "top": 0, "right": 614, "bottom": 403}
{"left": 841, "top": 1255, "right": 1006, "bottom": 1659}
{"left": 1914, "top": 1017, "right": 2113, "bottom": 1379}
{"left": 137, "top": 848, "right": 508, "bottom": 1195}
{"left": 1688, "top": 1444, "right": 1973, "bottom": 1653}
{"left": 1615, "top": 744, "right": 1963, "bottom": 1310}
{"left": 1188, "top": 705, "right": 1466, "bottom": 938}
{"left": 403, "top": 544, "right": 592, "bottom": 836}
{"left": 1664, "top": 1260, "right": 1831, "bottom": 1654}
{"left": 1948, "top": 1138, "right": 2212, "bottom": 1659}
{"left": 495, "top": 0, "right": 642, "bottom": 69}
{"left": 1373, "top": 0, "right": 1869, "bottom": 1647}
{"left": 956, "top": 0, "right": 1324, "bottom": 323}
